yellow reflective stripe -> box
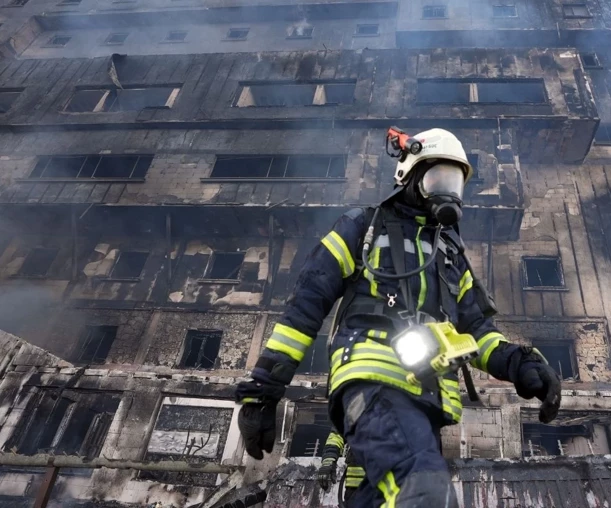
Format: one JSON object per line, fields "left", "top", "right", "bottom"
{"left": 471, "top": 333, "right": 505, "bottom": 372}
{"left": 378, "top": 471, "right": 401, "bottom": 508}
{"left": 457, "top": 270, "right": 474, "bottom": 303}
{"left": 366, "top": 329, "right": 388, "bottom": 340}
{"left": 266, "top": 323, "right": 314, "bottom": 362}
{"left": 346, "top": 466, "right": 366, "bottom": 478}
{"left": 416, "top": 226, "right": 427, "bottom": 310}
{"left": 532, "top": 347, "right": 549, "bottom": 365}
{"left": 325, "top": 432, "right": 344, "bottom": 449}
{"left": 441, "top": 382, "right": 461, "bottom": 400}
{"left": 346, "top": 478, "right": 364, "bottom": 488}
{"left": 321, "top": 230, "right": 355, "bottom": 278}
{"left": 363, "top": 246, "right": 380, "bottom": 297}
{"left": 442, "top": 399, "right": 462, "bottom": 422}
{"left": 330, "top": 360, "right": 422, "bottom": 396}
{"left": 331, "top": 342, "right": 401, "bottom": 373}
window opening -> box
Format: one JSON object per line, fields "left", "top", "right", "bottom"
{"left": 75, "top": 325, "right": 118, "bottom": 364}
{"left": 288, "top": 26, "right": 313, "bottom": 38}
{"left": 523, "top": 256, "right": 564, "bottom": 289}
{"left": 581, "top": 52, "right": 601, "bottom": 68}
{"left": 111, "top": 250, "right": 148, "bottom": 279}
{"left": 205, "top": 252, "right": 244, "bottom": 280}
{"left": 417, "top": 79, "right": 546, "bottom": 104}
{"left": 492, "top": 5, "right": 517, "bottom": 17}
{"left": 532, "top": 341, "right": 576, "bottom": 380}
{"left": 227, "top": 28, "right": 249, "bottom": 39}
{"left": 47, "top": 35, "right": 71, "bottom": 47}
{"left": 105, "top": 32, "right": 128, "bottom": 45}
{"left": 356, "top": 24, "right": 379, "bottom": 35}
{"left": 180, "top": 330, "right": 222, "bottom": 369}
{"left": 5, "top": 0, "right": 29, "bottom": 7}
{"left": 423, "top": 5, "right": 447, "bottom": 18}
{"left": 165, "top": 30, "right": 187, "bottom": 42}
{"left": 30, "top": 155, "right": 153, "bottom": 180}
{"left": 0, "top": 90, "right": 21, "bottom": 113}
{"left": 288, "top": 404, "right": 332, "bottom": 457}
{"left": 211, "top": 155, "right": 346, "bottom": 179}
{"left": 562, "top": 4, "right": 590, "bottom": 17}
{"left": 19, "top": 247, "right": 58, "bottom": 277}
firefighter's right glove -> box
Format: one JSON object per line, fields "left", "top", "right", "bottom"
{"left": 317, "top": 458, "right": 337, "bottom": 491}
{"left": 236, "top": 380, "right": 285, "bottom": 460}
{"left": 512, "top": 347, "right": 562, "bottom": 424}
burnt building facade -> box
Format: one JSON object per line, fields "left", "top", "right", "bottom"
{"left": 0, "top": 1, "right": 609, "bottom": 507}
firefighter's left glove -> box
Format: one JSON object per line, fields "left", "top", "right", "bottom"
{"left": 512, "top": 347, "right": 561, "bottom": 424}
{"left": 236, "top": 380, "right": 286, "bottom": 460}
{"left": 317, "top": 458, "right": 337, "bottom": 491}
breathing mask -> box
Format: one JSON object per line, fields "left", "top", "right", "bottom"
{"left": 419, "top": 162, "right": 466, "bottom": 227}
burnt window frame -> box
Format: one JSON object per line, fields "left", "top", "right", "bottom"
{"left": 581, "top": 52, "right": 602, "bottom": 69}
{"left": 163, "top": 30, "right": 188, "bottom": 43}
{"left": 104, "top": 32, "right": 129, "bottom": 45}
{"left": 492, "top": 4, "right": 517, "bottom": 17}
{"left": 26, "top": 154, "right": 154, "bottom": 182}
{"left": 287, "top": 402, "right": 333, "bottom": 458}
{"left": 208, "top": 154, "right": 347, "bottom": 182}
{"left": 562, "top": 3, "right": 591, "bottom": 18}
{"left": 295, "top": 334, "right": 329, "bottom": 375}
{"left": 198, "top": 251, "right": 245, "bottom": 283}
{"left": 522, "top": 256, "right": 566, "bottom": 291}
{"left": 422, "top": 5, "right": 447, "bottom": 18}
{"left": 354, "top": 24, "right": 380, "bottom": 37}
{"left": 531, "top": 339, "right": 578, "bottom": 381}
{"left": 17, "top": 247, "right": 59, "bottom": 278}
{"left": 225, "top": 27, "right": 249, "bottom": 40}
{"left": 65, "top": 85, "right": 181, "bottom": 113}
{"left": 109, "top": 250, "right": 149, "bottom": 281}
{"left": 73, "top": 325, "right": 118, "bottom": 365}
{"left": 416, "top": 78, "right": 548, "bottom": 105}
{"left": 234, "top": 79, "right": 355, "bottom": 107}
{"left": 45, "top": 35, "right": 72, "bottom": 47}
{"left": 287, "top": 25, "right": 314, "bottom": 39}
{"left": 178, "top": 330, "right": 223, "bottom": 370}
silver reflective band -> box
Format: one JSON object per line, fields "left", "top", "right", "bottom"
{"left": 374, "top": 235, "right": 433, "bottom": 254}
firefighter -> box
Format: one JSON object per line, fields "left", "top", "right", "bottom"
{"left": 317, "top": 426, "right": 366, "bottom": 505}
{"left": 235, "top": 128, "right": 562, "bottom": 507}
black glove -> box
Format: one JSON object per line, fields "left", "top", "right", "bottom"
{"left": 515, "top": 359, "right": 562, "bottom": 424}
{"left": 236, "top": 379, "right": 285, "bottom": 460}
{"left": 317, "top": 458, "right": 337, "bottom": 491}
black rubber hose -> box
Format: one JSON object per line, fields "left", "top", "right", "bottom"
{"left": 337, "top": 468, "right": 347, "bottom": 508}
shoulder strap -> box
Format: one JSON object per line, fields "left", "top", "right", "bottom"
{"left": 381, "top": 207, "right": 414, "bottom": 315}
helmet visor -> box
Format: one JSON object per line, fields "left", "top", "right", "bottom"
{"left": 420, "top": 163, "right": 466, "bottom": 200}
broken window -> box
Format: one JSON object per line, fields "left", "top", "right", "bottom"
{"left": 0, "top": 90, "right": 21, "bottom": 113}
{"left": 204, "top": 251, "right": 244, "bottom": 280}
{"left": 563, "top": 3, "right": 590, "bottom": 18}
{"left": 74, "top": 325, "right": 117, "bottom": 364}
{"left": 296, "top": 334, "right": 329, "bottom": 374}
{"left": 356, "top": 24, "right": 379, "bottom": 36}
{"left": 226, "top": 28, "right": 249, "bottom": 40}
{"left": 180, "top": 330, "right": 222, "bottom": 369}
{"left": 492, "top": 5, "right": 517, "bottom": 17}
{"left": 46, "top": 35, "right": 71, "bottom": 47}
{"left": 532, "top": 340, "right": 577, "bottom": 380}
{"left": 288, "top": 403, "right": 332, "bottom": 457}
{"left": 104, "top": 32, "right": 128, "bottom": 45}
{"left": 522, "top": 256, "right": 565, "bottom": 289}
{"left": 67, "top": 87, "right": 180, "bottom": 113}
{"left": 423, "top": 5, "right": 447, "bottom": 18}
{"left": 110, "top": 251, "right": 148, "bottom": 279}
{"left": 29, "top": 154, "right": 153, "bottom": 179}
{"left": 288, "top": 26, "right": 313, "bottom": 38}
{"left": 581, "top": 52, "right": 601, "bottom": 68}
{"left": 8, "top": 389, "right": 120, "bottom": 458}
{"left": 165, "top": 30, "right": 187, "bottom": 42}
{"left": 211, "top": 155, "right": 346, "bottom": 179}
{"left": 417, "top": 79, "right": 546, "bottom": 104}
{"left": 235, "top": 81, "right": 355, "bottom": 107}
{"left": 18, "top": 247, "right": 58, "bottom": 277}
{"left": 141, "top": 399, "right": 236, "bottom": 487}
{"left": 521, "top": 410, "right": 611, "bottom": 457}
{"left": 466, "top": 154, "right": 480, "bottom": 180}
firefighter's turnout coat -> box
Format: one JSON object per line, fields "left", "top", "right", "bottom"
{"left": 253, "top": 201, "right": 520, "bottom": 426}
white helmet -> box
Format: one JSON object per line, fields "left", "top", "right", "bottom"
{"left": 393, "top": 128, "right": 473, "bottom": 186}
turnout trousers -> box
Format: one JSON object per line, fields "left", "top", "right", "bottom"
{"left": 339, "top": 383, "right": 459, "bottom": 508}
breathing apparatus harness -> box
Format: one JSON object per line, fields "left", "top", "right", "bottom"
{"left": 332, "top": 128, "right": 498, "bottom": 402}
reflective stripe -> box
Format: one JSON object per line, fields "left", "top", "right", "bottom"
{"left": 346, "top": 466, "right": 366, "bottom": 478}
{"left": 440, "top": 377, "right": 462, "bottom": 422}
{"left": 331, "top": 342, "right": 402, "bottom": 372}
{"left": 457, "top": 270, "right": 474, "bottom": 303}
{"left": 330, "top": 360, "right": 422, "bottom": 395}
{"left": 240, "top": 397, "right": 260, "bottom": 404}
{"left": 378, "top": 471, "right": 401, "bottom": 508}
{"left": 346, "top": 478, "right": 364, "bottom": 488}
{"left": 532, "top": 347, "right": 549, "bottom": 365}
{"left": 442, "top": 395, "right": 462, "bottom": 422}
{"left": 363, "top": 247, "right": 380, "bottom": 297}
{"left": 331, "top": 349, "right": 403, "bottom": 375}
{"left": 321, "top": 458, "right": 336, "bottom": 466}
{"left": 471, "top": 333, "right": 505, "bottom": 372}
{"left": 416, "top": 226, "right": 427, "bottom": 310}
{"left": 266, "top": 323, "right": 314, "bottom": 362}
{"left": 321, "top": 230, "right": 355, "bottom": 278}
{"left": 325, "top": 432, "right": 345, "bottom": 450}
{"left": 374, "top": 235, "right": 433, "bottom": 255}
{"left": 366, "top": 329, "right": 388, "bottom": 340}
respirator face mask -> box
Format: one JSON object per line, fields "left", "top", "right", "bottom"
{"left": 419, "top": 162, "right": 466, "bottom": 226}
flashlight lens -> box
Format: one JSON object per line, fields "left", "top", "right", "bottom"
{"left": 410, "top": 141, "right": 423, "bottom": 155}
{"left": 393, "top": 330, "right": 430, "bottom": 367}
